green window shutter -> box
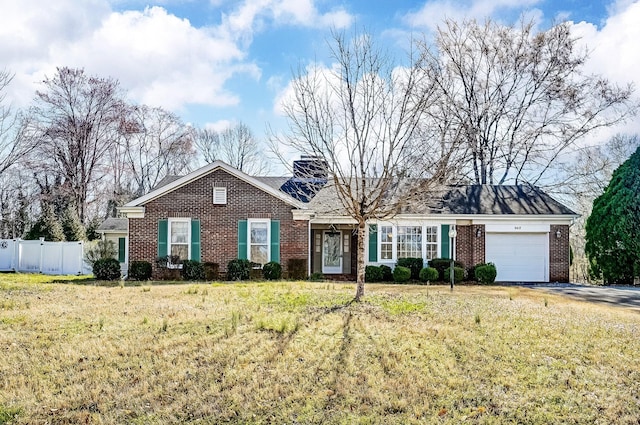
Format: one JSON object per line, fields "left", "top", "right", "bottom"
{"left": 270, "top": 220, "right": 280, "bottom": 263}
{"left": 191, "top": 219, "right": 201, "bottom": 261}
{"left": 368, "top": 224, "right": 378, "bottom": 262}
{"left": 118, "top": 237, "right": 126, "bottom": 263}
{"left": 158, "top": 219, "right": 168, "bottom": 257}
{"left": 441, "top": 224, "right": 450, "bottom": 259}
{"left": 238, "top": 220, "right": 248, "bottom": 259}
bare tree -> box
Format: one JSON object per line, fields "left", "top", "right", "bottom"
{"left": 119, "top": 104, "right": 196, "bottom": 196}
{"left": 0, "top": 70, "right": 34, "bottom": 177}
{"left": 271, "top": 30, "right": 453, "bottom": 300}
{"left": 194, "top": 128, "right": 220, "bottom": 164}
{"left": 26, "top": 67, "right": 126, "bottom": 222}
{"left": 195, "top": 122, "right": 271, "bottom": 175}
{"left": 420, "top": 19, "right": 637, "bottom": 185}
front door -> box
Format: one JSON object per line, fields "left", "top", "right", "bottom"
{"left": 322, "top": 231, "right": 342, "bottom": 274}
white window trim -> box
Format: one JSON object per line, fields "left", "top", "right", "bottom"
{"left": 247, "top": 218, "right": 271, "bottom": 265}
{"left": 168, "top": 218, "right": 191, "bottom": 268}
{"left": 376, "top": 223, "right": 441, "bottom": 263}
{"left": 213, "top": 187, "right": 227, "bottom": 205}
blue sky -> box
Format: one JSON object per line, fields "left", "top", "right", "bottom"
{"left": 1, "top": 0, "right": 639, "bottom": 161}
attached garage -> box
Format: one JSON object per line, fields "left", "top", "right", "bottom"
{"left": 485, "top": 231, "right": 548, "bottom": 282}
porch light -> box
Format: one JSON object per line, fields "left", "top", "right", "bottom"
{"left": 555, "top": 229, "right": 561, "bottom": 239}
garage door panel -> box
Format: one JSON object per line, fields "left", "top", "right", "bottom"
{"left": 485, "top": 233, "right": 548, "bottom": 282}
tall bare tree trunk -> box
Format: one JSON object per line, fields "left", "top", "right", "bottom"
{"left": 355, "top": 220, "right": 366, "bottom": 301}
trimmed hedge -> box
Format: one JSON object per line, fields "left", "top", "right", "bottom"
{"left": 393, "top": 266, "right": 411, "bottom": 283}
{"left": 444, "top": 266, "right": 465, "bottom": 284}
{"left": 263, "top": 261, "right": 282, "bottom": 280}
{"left": 227, "top": 259, "right": 251, "bottom": 281}
{"left": 428, "top": 258, "right": 465, "bottom": 281}
{"left": 365, "top": 265, "right": 383, "bottom": 282}
{"left": 379, "top": 264, "right": 393, "bottom": 282}
{"left": 396, "top": 258, "right": 423, "bottom": 280}
{"left": 128, "top": 260, "right": 152, "bottom": 281}
{"left": 287, "top": 258, "right": 307, "bottom": 280}
{"left": 475, "top": 262, "right": 497, "bottom": 284}
{"left": 93, "top": 258, "right": 121, "bottom": 281}
{"left": 204, "top": 262, "right": 219, "bottom": 280}
{"left": 418, "top": 267, "right": 439, "bottom": 283}
{"left": 182, "top": 260, "right": 205, "bottom": 281}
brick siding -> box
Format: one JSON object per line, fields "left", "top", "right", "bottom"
{"left": 455, "top": 224, "right": 486, "bottom": 269}
{"left": 128, "top": 169, "right": 308, "bottom": 278}
{"left": 549, "top": 224, "right": 570, "bottom": 282}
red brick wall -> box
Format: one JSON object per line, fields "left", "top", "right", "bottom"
{"left": 549, "top": 224, "right": 570, "bottom": 282}
{"left": 455, "top": 224, "right": 485, "bottom": 268}
{"left": 128, "top": 169, "right": 308, "bottom": 277}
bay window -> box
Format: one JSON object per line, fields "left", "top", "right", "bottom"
{"left": 397, "top": 226, "right": 422, "bottom": 258}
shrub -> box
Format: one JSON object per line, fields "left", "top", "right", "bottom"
{"left": 428, "top": 258, "right": 465, "bottom": 281}
{"left": 309, "top": 272, "right": 324, "bottom": 282}
{"left": 444, "top": 266, "right": 465, "bottom": 284}
{"left": 182, "top": 260, "right": 205, "bottom": 281}
{"left": 128, "top": 261, "right": 152, "bottom": 281}
{"left": 227, "top": 259, "right": 251, "bottom": 281}
{"left": 393, "top": 266, "right": 411, "bottom": 283}
{"left": 287, "top": 258, "right": 307, "bottom": 280}
{"left": 204, "top": 262, "right": 219, "bottom": 280}
{"left": 263, "top": 261, "right": 282, "bottom": 280}
{"left": 308, "top": 272, "right": 324, "bottom": 281}
{"left": 418, "top": 267, "right": 439, "bottom": 283}
{"left": 84, "top": 239, "right": 117, "bottom": 267}
{"left": 365, "top": 265, "right": 383, "bottom": 282}
{"left": 475, "top": 262, "right": 497, "bottom": 284}
{"left": 379, "top": 264, "right": 393, "bottom": 281}
{"left": 93, "top": 258, "right": 121, "bottom": 281}
{"left": 396, "top": 258, "right": 423, "bottom": 280}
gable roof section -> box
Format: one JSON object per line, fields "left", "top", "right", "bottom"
{"left": 306, "top": 182, "right": 578, "bottom": 217}
{"left": 433, "top": 185, "right": 578, "bottom": 216}
{"left": 96, "top": 217, "right": 128, "bottom": 232}
{"left": 123, "top": 161, "right": 305, "bottom": 209}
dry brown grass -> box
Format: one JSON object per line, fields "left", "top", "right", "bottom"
{"left": 1, "top": 274, "right": 639, "bottom": 424}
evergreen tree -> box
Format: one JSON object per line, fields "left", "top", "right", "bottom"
{"left": 61, "top": 203, "right": 86, "bottom": 241}
{"left": 585, "top": 145, "right": 640, "bottom": 284}
{"left": 25, "top": 203, "right": 66, "bottom": 241}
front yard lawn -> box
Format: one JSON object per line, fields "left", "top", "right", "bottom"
{"left": 0, "top": 274, "right": 639, "bottom": 424}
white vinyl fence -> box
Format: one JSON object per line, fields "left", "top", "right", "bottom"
{"left": 0, "top": 238, "right": 89, "bottom": 275}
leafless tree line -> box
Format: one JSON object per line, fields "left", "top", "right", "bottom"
{"left": 0, "top": 67, "right": 266, "bottom": 238}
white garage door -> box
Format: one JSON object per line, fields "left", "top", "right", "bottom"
{"left": 485, "top": 233, "right": 548, "bottom": 282}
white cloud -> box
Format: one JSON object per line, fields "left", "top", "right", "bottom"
{"left": 0, "top": 0, "right": 352, "bottom": 113}
{"left": 403, "top": 0, "right": 541, "bottom": 31}
{"left": 570, "top": 1, "right": 640, "bottom": 142}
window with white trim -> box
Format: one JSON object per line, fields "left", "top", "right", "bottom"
{"left": 213, "top": 187, "right": 227, "bottom": 205}
{"left": 248, "top": 219, "right": 270, "bottom": 265}
{"left": 425, "top": 226, "right": 438, "bottom": 260}
{"left": 169, "top": 218, "right": 190, "bottom": 265}
{"left": 380, "top": 225, "right": 393, "bottom": 260}
{"left": 397, "top": 226, "right": 422, "bottom": 258}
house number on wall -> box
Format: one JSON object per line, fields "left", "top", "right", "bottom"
{"left": 0, "top": 241, "right": 7, "bottom": 249}
{"left": 514, "top": 226, "right": 522, "bottom": 230}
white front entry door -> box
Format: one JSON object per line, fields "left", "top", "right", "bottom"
{"left": 322, "top": 231, "right": 342, "bottom": 274}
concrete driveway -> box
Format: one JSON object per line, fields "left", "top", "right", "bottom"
{"left": 524, "top": 284, "right": 640, "bottom": 311}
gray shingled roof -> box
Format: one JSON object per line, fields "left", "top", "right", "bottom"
{"left": 136, "top": 169, "right": 577, "bottom": 217}
{"left": 309, "top": 183, "right": 577, "bottom": 216}
{"left": 97, "top": 217, "right": 128, "bottom": 232}
{"left": 425, "top": 185, "right": 577, "bottom": 215}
